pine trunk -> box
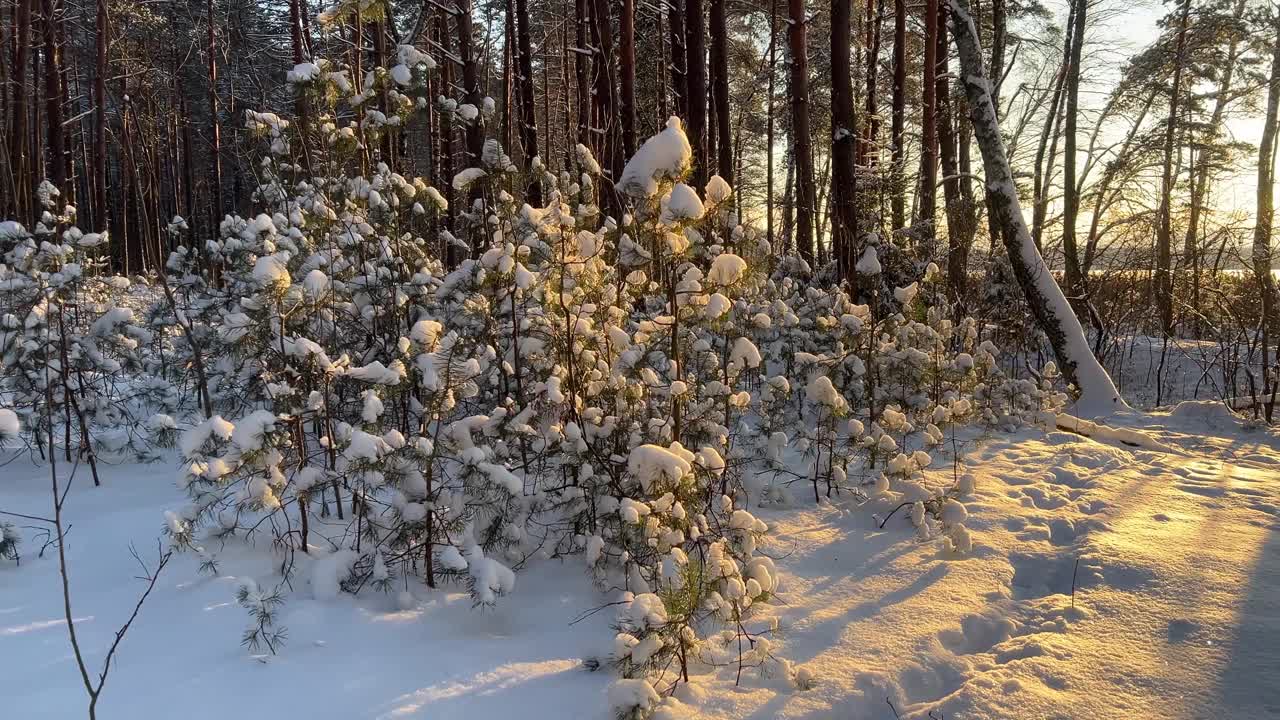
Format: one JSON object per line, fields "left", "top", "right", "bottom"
{"left": 1156, "top": 0, "right": 1192, "bottom": 336}
{"left": 789, "top": 0, "right": 815, "bottom": 264}
{"left": 207, "top": 0, "right": 223, "bottom": 230}
{"left": 937, "top": 1, "right": 974, "bottom": 304}
{"left": 42, "top": 0, "right": 64, "bottom": 197}
{"left": 1060, "top": 0, "right": 1086, "bottom": 300}
{"left": 575, "top": 0, "right": 591, "bottom": 146}
{"left": 10, "top": 0, "right": 33, "bottom": 221}
{"left": 831, "top": 0, "right": 857, "bottom": 285}
{"left": 918, "top": 0, "right": 938, "bottom": 244}
{"left": 889, "top": 0, "right": 906, "bottom": 231}
{"left": 515, "top": 0, "right": 541, "bottom": 202}
{"left": 620, "top": 0, "right": 637, "bottom": 161}
{"left": 710, "top": 0, "right": 731, "bottom": 184}
{"left": 685, "top": 0, "right": 707, "bottom": 187}
{"left": 668, "top": 0, "right": 686, "bottom": 120}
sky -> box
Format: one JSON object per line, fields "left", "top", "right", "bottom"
{"left": 1091, "top": 0, "right": 1267, "bottom": 220}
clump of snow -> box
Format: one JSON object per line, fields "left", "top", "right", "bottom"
{"left": 252, "top": 253, "right": 291, "bottom": 290}
{"left": 729, "top": 337, "right": 762, "bottom": 370}
{"left": 0, "top": 408, "right": 19, "bottom": 439}
{"left": 608, "top": 679, "right": 660, "bottom": 716}
{"left": 618, "top": 592, "right": 668, "bottom": 631}
{"left": 311, "top": 549, "right": 356, "bottom": 600}
{"left": 617, "top": 117, "right": 693, "bottom": 198}
{"left": 628, "top": 444, "right": 694, "bottom": 492}
{"left": 465, "top": 545, "right": 515, "bottom": 604}
{"left": 303, "top": 269, "right": 329, "bottom": 297}
{"left": 286, "top": 62, "right": 321, "bottom": 83}
{"left": 806, "top": 375, "right": 846, "bottom": 411}
{"left": 452, "top": 167, "right": 487, "bottom": 191}
{"left": 855, "top": 246, "right": 882, "bottom": 275}
{"left": 705, "top": 175, "right": 732, "bottom": 204}
{"left": 707, "top": 253, "right": 747, "bottom": 286}
{"left": 661, "top": 183, "right": 705, "bottom": 224}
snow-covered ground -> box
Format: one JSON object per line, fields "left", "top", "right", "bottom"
{"left": 3, "top": 402, "right": 1278, "bottom": 719}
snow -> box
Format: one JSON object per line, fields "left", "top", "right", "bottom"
{"left": 894, "top": 282, "right": 919, "bottom": 306}
{"left": 0, "top": 408, "right": 20, "bottom": 438}
{"left": 286, "top": 62, "right": 321, "bottom": 83}
{"left": 703, "top": 292, "right": 731, "bottom": 319}
{"left": 704, "top": 175, "right": 732, "bottom": 205}
{"left": 661, "top": 183, "right": 705, "bottom": 224}
{"left": 230, "top": 409, "right": 277, "bottom": 452}
{"left": 627, "top": 443, "right": 694, "bottom": 492}
{"left": 465, "top": 546, "right": 515, "bottom": 605}
{"left": 452, "top": 168, "right": 487, "bottom": 191}
{"left": 180, "top": 415, "right": 235, "bottom": 457}
{"left": 707, "top": 253, "right": 747, "bottom": 286}
{"left": 608, "top": 678, "right": 661, "bottom": 714}
{"left": 806, "top": 375, "right": 846, "bottom": 410}
{"left": 2, "top": 408, "right": 1279, "bottom": 717}
{"left": 303, "top": 268, "right": 329, "bottom": 297}
{"left": 616, "top": 116, "right": 693, "bottom": 198}
{"left": 619, "top": 592, "right": 669, "bottom": 631}
{"left": 729, "top": 337, "right": 762, "bottom": 370}
{"left": 252, "top": 253, "right": 291, "bottom": 289}
{"left": 855, "top": 246, "right": 882, "bottom": 275}
{"left": 311, "top": 549, "right": 357, "bottom": 600}
{"left": 477, "top": 462, "right": 522, "bottom": 495}
{"left": 0, "top": 461, "right": 617, "bottom": 719}
{"left": 0, "top": 220, "right": 26, "bottom": 239}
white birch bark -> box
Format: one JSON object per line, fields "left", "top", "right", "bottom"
{"left": 949, "top": 0, "right": 1126, "bottom": 416}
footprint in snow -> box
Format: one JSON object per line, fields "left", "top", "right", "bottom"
{"left": 1008, "top": 551, "right": 1103, "bottom": 601}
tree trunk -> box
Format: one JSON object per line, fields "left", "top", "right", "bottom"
{"left": 918, "top": 0, "right": 938, "bottom": 245}
{"left": 889, "top": 0, "right": 906, "bottom": 231}
{"left": 982, "top": 0, "right": 1006, "bottom": 248}
{"left": 515, "top": 0, "right": 541, "bottom": 203}
{"left": 1183, "top": 0, "right": 1247, "bottom": 329}
{"left": 950, "top": 0, "right": 1125, "bottom": 415}
{"left": 42, "top": 0, "right": 65, "bottom": 197}
{"left": 575, "top": 0, "right": 592, "bottom": 146}
{"left": 1060, "top": 0, "right": 1086, "bottom": 300}
{"left": 861, "top": 0, "right": 883, "bottom": 167}
{"left": 685, "top": 0, "right": 707, "bottom": 187}
{"left": 831, "top": 0, "right": 857, "bottom": 285}
{"left": 1254, "top": 7, "right": 1280, "bottom": 421}
{"left": 937, "top": 1, "right": 974, "bottom": 304}
{"left": 668, "top": 0, "right": 686, "bottom": 120}
{"left": 710, "top": 0, "right": 731, "bottom": 185}
{"left": 436, "top": 13, "right": 458, "bottom": 267}
{"left": 789, "top": 0, "right": 815, "bottom": 264}
{"left": 456, "top": 0, "right": 484, "bottom": 174}
{"left": 10, "top": 0, "right": 33, "bottom": 222}
{"left": 620, "top": 0, "right": 637, "bottom": 161}
{"left": 766, "top": 0, "right": 777, "bottom": 250}
{"left": 1157, "top": 0, "right": 1192, "bottom": 336}
{"left": 207, "top": 0, "right": 223, "bottom": 230}
{"left": 590, "top": 0, "right": 621, "bottom": 181}
{"left": 1031, "top": 3, "right": 1072, "bottom": 251}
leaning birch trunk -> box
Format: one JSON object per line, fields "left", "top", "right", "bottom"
{"left": 948, "top": 0, "right": 1126, "bottom": 417}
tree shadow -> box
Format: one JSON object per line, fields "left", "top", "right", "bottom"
{"left": 1211, "top": 518, "right": 1280, "bottom": 716}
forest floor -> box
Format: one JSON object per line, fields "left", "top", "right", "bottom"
{"left": 2, "top": 401, "right": 1278, "bottom": 719}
